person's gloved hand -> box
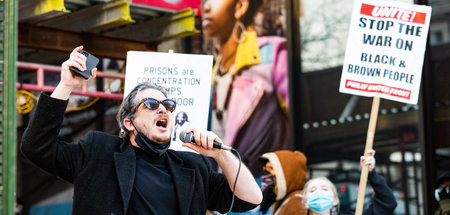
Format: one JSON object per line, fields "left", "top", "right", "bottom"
{"left": 260, "top": 184, "right": 276, "bottom": 213}
{"left": 438, "top": 187, "right": 450, "bottom": 201}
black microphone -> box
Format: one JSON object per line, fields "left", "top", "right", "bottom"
{"left": 179, "top": 130, "right": 232, "bottom": 151}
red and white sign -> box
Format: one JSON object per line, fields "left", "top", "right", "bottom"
{"left": 132, "top": 0, "right": 202, "bottom": 15}
{"left": 340, "top": 0, "right": 431, "bottom": 104}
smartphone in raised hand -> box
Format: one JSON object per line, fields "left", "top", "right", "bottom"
{"left": 70, "top": 50, "right": 99, "bottom": 79}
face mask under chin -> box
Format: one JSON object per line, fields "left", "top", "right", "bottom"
{"left": 134, "top": 131, "right": 170, "bottom": 157}
{"left": 130, "top": 120, "right": 171, "bottom": 157}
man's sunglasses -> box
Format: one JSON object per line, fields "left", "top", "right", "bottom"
{"left": 138, "top": 98, "right": 176, "bottom": 112}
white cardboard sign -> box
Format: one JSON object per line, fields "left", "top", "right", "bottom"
{"left": 340, "top": 0, "right": 432, "bottom": 104}
{"left": 124, "top": 51, "right": 213, "bottom": 151}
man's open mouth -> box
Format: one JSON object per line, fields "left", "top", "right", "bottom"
{"left": 156, "top": 119, "right": 167, "bottom": 128}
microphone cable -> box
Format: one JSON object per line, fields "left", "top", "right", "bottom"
{"left": 225, "top": 148, "right": 241, "bottom": 215}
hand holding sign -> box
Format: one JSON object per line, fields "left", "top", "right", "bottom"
{"left": 340, "top": 0, "right": 431, "bottom": 214}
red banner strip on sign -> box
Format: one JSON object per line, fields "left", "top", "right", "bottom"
{"left": 360, "top": 3, "right": 426, "bottom": 24}
{"left": 345, "top": 79, "right": 411, "bottom": 99}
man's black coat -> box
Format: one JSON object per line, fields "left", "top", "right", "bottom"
{"left": 21, "top": 93, "right": 256, "bottom": 215}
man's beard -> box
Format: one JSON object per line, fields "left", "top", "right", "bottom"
{"left": 146, "top": 129, "right": 172, "bottom": 144}
{"left": 152, "top": 135, "right": 171, "bottom": 144}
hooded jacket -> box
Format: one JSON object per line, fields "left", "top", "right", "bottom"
{"left": 260, "top": 150, "right": 308, "bottom": 215}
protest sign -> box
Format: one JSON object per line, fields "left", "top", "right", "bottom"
{"left": 340, "top": 0, "right": 431, "bottom": 104}
{"left": 339, "top": 0, "right": 432, "bottom": 213}
{"left": 125, "top": 51, "right": 213, "bottom": 151}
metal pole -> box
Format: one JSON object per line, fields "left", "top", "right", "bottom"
{"left": 0, "top": 0, "right": 18, "bottom": 214}
{"left": 285, "top": 0, "right": 304, "bottom": 151}
{"left": 400, "top": 135, "right": 410, "bottom": 215}
{"left": 412, "top": 150, "right": 422, "bottom": 215}
{"left": 415, "top": 0, "right": 435, "bottom": 213}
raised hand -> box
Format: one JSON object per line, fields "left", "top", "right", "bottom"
{"left": 360, "top": 149, "right": 376, "bottom": 172}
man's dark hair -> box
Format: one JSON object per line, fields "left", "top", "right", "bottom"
{"left": 117, "top": 82, "right": 169, "bottom": 139}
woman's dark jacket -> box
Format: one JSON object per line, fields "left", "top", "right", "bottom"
{"left": 340, "top": 170, "right": 397, "bottom": 215}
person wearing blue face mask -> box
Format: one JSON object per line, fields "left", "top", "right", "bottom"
{"left": 302, "top": 150, "right": 397, "bottom": 215}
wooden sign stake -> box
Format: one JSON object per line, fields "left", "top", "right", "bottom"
{"left": 355, "top": 96, "right": 380, "bottom": 214}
